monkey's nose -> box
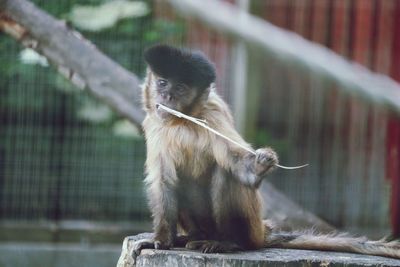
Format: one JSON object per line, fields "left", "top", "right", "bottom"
{"left": 161, "top": 92, "right": 173, "bottom": 101}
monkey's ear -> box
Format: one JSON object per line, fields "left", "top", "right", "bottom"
{"left": 144, "top": 44, "right": 216, "bottom": 90}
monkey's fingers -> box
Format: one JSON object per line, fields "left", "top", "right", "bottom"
{"left": 186, "top": 240, "right": 208, "bottom": 250}
{"left": 255, "top": 148, "right": 278, "bottom": 177}
{"left": 154, "top": 240, "right": 172, "bottom": 250}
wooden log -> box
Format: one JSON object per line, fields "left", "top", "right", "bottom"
{"left": 117, "top": 233, "right": 400, "bottom": 267}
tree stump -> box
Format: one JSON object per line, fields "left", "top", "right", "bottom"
{"left": 117, "top": 233, "right": 400, "bottom": 267}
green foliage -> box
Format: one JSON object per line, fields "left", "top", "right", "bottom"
{"left": 67, "top": 0, "right": 150, "bottom": 31}
{"left": 254, "top": 128, "right": 289, "bottom": 156}
{"left": 144, "top": 18, "right": 186, "bottom": 42}
{"left": 0, "top": 0, "right": 185, "bottom": 125}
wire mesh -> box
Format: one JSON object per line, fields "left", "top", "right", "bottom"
{"left": 0, "top": 0, "right": 162, "bottom": 222}
{"left": 0, "top": 0, "right": 398, "bottom": 238}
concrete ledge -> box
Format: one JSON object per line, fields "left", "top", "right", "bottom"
{"left": 117, "top": 233, "right": 400, "bottom": 267}
{"left": 0, "top": 242, "right": 121, "bottom": 267}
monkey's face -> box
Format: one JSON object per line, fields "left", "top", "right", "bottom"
{"left": 144, "top": 44, "right": 216, "bottom": 119}
{"left": 154, "top": 76, "right": 200, "bottom": 119}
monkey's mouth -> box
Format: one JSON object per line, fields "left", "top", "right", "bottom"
{"left": 155, "top": 103, "right": 173, "bottom": 120}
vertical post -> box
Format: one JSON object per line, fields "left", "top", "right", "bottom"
{"left": 388, "top": 0, "right": 400, "bottom": 238}
{"left": 231, "top": 0, "right": 249, "bottom": 135}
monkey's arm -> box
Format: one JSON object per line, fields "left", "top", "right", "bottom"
{"left": 206, "top": 97, "right": 278, "bottom": 188}
{"left": 143, "top": 117, "right": 179, "bottom": 249}
{"left": 130, "top": 159, "right": 179, "bottom": 262}
{"left": 146, "top": 170, "right": 178, "bottom": 249}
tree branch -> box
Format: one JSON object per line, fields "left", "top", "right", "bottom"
{"left": 168, "top": 0, "right": 400, "bottom": 115}
{"left": 0, "top": 0, "right": 145, "bottom": 127}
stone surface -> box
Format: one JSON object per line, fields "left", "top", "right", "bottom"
{"left": 117, "top": 233, "right": 400, "bottom": 267}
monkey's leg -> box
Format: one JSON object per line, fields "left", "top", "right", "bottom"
{"left": 186, "top": 240, "right": 242, "bottom": 253}
{"left": 209, "top": 168, "right": 265, "bottom": 251}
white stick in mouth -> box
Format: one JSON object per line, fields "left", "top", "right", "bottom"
{"left": 156, "top": 103, "right": 308, "bottom": 170}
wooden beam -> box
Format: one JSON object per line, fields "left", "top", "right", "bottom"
{"left": 167, "top": 0, "right": 400, "bottom": 115}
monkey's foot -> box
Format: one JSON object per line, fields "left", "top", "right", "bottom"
{"left": 174, "top": 235, "right": 191, "bottom": 247}
{"left": 131, "top": 238, "right": 174, "bottom": 264}
{"left": 186, "top": 240, "right": 242, "bottom": 253}
{"left": 131, "top": 238, "right": 155, "bottom": 263}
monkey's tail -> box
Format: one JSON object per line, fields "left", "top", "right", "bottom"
{"left": 265, "top": 230, "right": 400, "bottom": 259}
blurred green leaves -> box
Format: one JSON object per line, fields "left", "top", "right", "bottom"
{"left": 254, "top": 128, "right": 289, "bottom": 156}
{"left": 144, "top": 18, "right": 185, "bottom": 42}
{"left": 0, "top": 0, "right": 186, "bottom": 138}
{"left": 68, "top": 0, "right": 149, "bottom": 32}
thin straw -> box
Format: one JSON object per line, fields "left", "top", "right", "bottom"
{"left": 156, "top": 103, "right": 308, "bottom": 170}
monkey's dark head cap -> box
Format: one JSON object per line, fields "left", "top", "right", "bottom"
{"left": 144, "top": 44, "right": 216, "bottom": 90}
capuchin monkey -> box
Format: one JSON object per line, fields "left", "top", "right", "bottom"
{"left": 132, "top": 44, "right": 400, "bottom": 260}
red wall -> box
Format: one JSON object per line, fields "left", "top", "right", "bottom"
{"left": 257, "top": 0, "right": 400, "bottom": 238}
{"left": 155, "top": 0, "right": 400, "bottom": 236}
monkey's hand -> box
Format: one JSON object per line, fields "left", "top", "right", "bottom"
{"left": 253, "top": 147, "right": 278, "bottom": 186}
{"left": 236, "top": 147, "right": 278, "bottom": 188}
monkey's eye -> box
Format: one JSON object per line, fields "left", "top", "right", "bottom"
{"left": 157, "top": 79, "right": 168, "bottom": 88}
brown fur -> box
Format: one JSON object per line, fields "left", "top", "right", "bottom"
{"left": 266, "top": 230, "right": 400, "bottom": 259}
{"left": 141, "top": 70, "right": 273, "bottom": 252}
{"left": 136, "top": 63, "right": 400, "bottom": 259}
